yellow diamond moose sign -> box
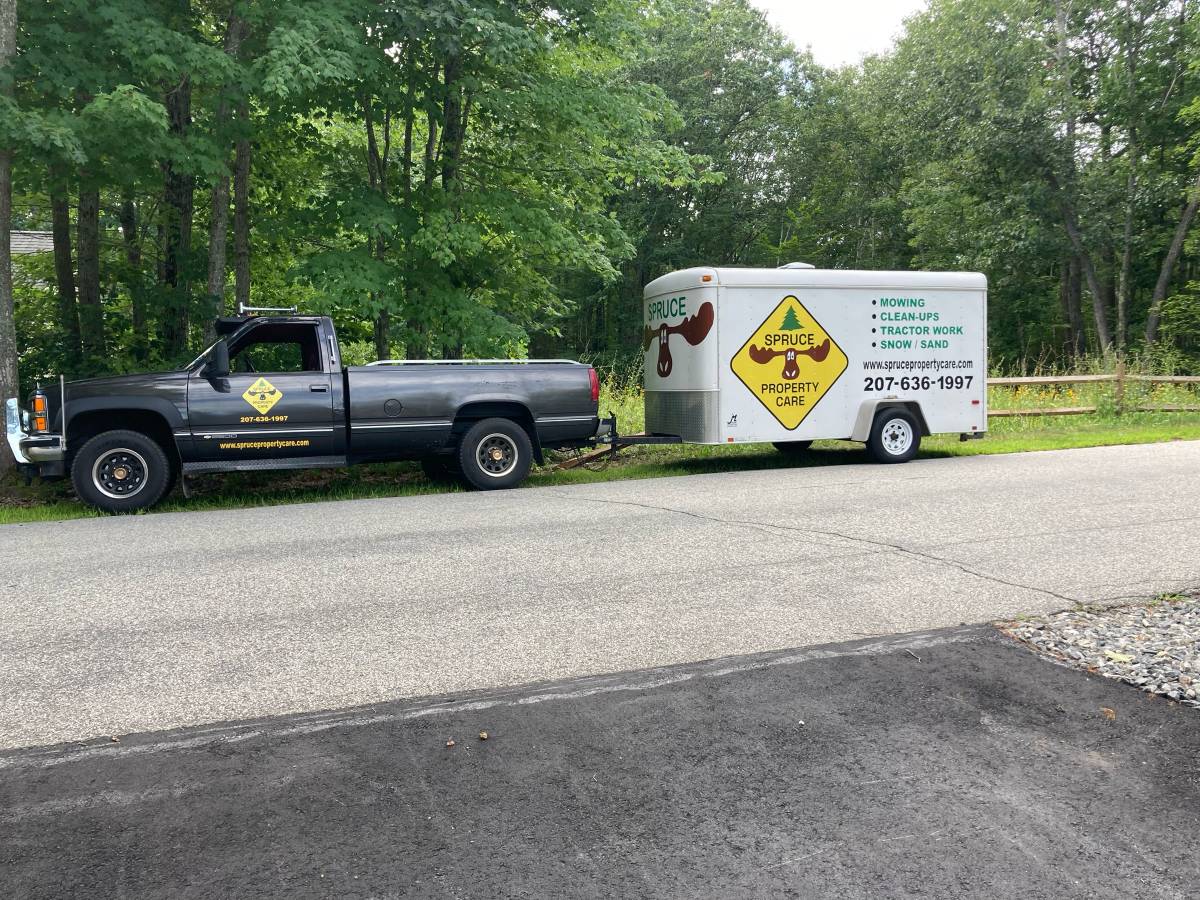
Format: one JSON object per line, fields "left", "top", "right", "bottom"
{"left": 242, "top": 377, "right": 283, "bottom": 415}
{"left": 730, "top": 295, "right": 848, "bottom": 430}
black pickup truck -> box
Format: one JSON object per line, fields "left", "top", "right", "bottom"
{"left": 5, "top": 313, "right": 604, "bottom": 512}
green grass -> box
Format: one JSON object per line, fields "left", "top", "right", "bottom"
{"left": 3, "top": 377, "right": 1199, "bottom": 525}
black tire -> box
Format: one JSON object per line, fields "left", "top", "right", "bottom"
{"left": 773, "top": 440, "right": 813, "bottom": 454}
{"left": 71, "top": 429, "right": 174, "bottom": 513}
{"left": 421, "top": 455, "right": 464, "bottom": 484}
{"left": 457, "top": 418, "right": 533, "bottom": 491}
{"left": 866, "top": 408, "right": 921, "bottom": 464}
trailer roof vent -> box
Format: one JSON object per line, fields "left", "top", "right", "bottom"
{"left": 779, "top": 261, "right": 815, "bottom": 269}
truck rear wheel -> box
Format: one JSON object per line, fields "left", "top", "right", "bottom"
{"left": 867, "top": 409, "right": 920, "bottom": 464}
{"left": 71, "top": 429, "right": 174, "bottom": 513}
{"left": 457, "top": 418, "right": 533, "bottom": 491}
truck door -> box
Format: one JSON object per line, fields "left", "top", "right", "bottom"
{"left": 188, "top": 320, "right": 336, "bottom": 461}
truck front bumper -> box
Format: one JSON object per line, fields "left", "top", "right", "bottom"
{"left": 6, "top": 398, "right": 65, "bottom": 466}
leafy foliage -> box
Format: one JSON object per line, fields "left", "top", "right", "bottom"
{"left": 4, "top": 0, "right": 1200, "bottom": 392}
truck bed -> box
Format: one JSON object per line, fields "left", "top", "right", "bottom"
{"left": 345, "top": 361, "right": 599, "bottom": 460}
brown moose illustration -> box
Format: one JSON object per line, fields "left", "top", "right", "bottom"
{"left": 642, "top": 301, "right": 715, "bottom": 378}
{"left": 748, "top": 338, "right": 831, "bottom": 380}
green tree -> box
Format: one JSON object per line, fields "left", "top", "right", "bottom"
{"left": 1, "top": 0, "right": 15, "bottom": 474}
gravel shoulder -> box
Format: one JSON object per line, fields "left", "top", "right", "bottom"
{"left": 1001, "top": 593, "right": 1200, "bottom": 708}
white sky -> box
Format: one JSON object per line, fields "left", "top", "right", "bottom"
{"left": 750, "top": 1, "right": 928, "bottom": 67}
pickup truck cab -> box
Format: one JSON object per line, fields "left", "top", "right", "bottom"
{"left": 6, "top": 313, "right": 604, "bottom": 512}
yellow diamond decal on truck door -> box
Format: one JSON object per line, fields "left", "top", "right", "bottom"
{"left": 243, "top": 377, "right": 283, "bottom": 414}
{"left": 730, "top": 295, "right": 848, "bottom": 430}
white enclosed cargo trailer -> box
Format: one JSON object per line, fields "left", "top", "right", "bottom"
{"left": 639, "top": 265, "right": 988, "bottom": 462}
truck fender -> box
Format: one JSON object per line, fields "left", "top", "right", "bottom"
{"left": 850, "top": 400, "right": 930, "bottom": 442}
{"left": 452, "top": 399, "right": 543, "bottom": 465}
{"left": 62, "top": 398, "right": 186, "bottom": 467}
{"left": 61, "top": 395, "right": 187, "bottom": 434}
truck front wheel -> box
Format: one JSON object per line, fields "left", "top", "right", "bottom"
{"left": 457, "top": 418, "right": 533, "bottom": 491}
{"left": 866, "top": 409, "right": 920, "bottom": 464}
{"left": 71, "top": 429, "right": 174, "bottom": 513}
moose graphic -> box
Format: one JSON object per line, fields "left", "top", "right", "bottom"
{"left": 748, "top": 338, "right": 831, "bottom": 380}
{"left": 642, "top": 301, "right": 715, "bottom": 378}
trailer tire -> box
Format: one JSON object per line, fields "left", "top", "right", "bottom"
{"left": 867, "top": 409, "right": 920, "bottom": 464}
{"left": 772, "top": 441, "right": 813, "bottom": 454}
{"left": 457, "top": 418, "right": 533, "bottom": 491}
{"left": 71, "top": 429, "right": 174, "bottom": 513}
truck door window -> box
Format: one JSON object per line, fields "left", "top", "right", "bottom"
{"left": 230, "top": 323, "right": 323, "bottom": 373}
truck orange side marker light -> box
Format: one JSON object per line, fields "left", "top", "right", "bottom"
{"left": 32, "top": 393, "right": 48, "bottom": 432}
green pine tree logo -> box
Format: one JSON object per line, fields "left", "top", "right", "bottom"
{"left": 779, "top": 306, "right": 803, "bottom": 330}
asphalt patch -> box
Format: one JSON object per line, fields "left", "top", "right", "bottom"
{"left": 2, "top": 628, "right": 1198, "bottom": 899}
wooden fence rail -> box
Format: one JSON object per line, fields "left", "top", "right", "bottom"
{"left": 987, "top": 366, "right": 1200, "bottom": 417}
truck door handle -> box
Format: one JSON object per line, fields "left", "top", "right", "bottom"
{"left": 310, "top": 383, "right": 328, "bottom": 392}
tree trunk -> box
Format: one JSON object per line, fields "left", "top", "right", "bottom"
{"left": 1058, "top": 206, "right": 1112, "bottom": 350}
{"left": 441, "top": 53, "right": 464, "bottom": 192}
{"left": 76, "top": 186, "right": 105, "bottom": 361}
{"left": 233, "top": 105, "right": 251, "bottom": 309}
{"left": 49, "top": 170, "right": 81, "bottom": 362}
{"left": 1116, "top": 171, "right": 1136, "bottom": 354}
{"left": 374, "top": 307, "right": 389, "bottom": 360}
{"left": 0, "top": 0, "right": 16, "bottom": 472}
{"left": 206, "top": 172, "right": 231, "bottom": 331}
{"left": 423, "top": 63, "right": 440, "bottom": 189}
{"left": 1064, "top": 255, "right": 1085, "bottom": 357}
{"left": 1048, "top": 170, "right": 1113, "bottom": 351}
{"left": 163, "top": 75, "right": 195, "bottom": 354}
{"left": 1145, "top": 171, "right": 1200, "bottom": 344}
{"left": 204, "top": 12, "right": 245, "bottom": 340}
{"left": 119, "top": 195, "right": 147, "bottom": 358}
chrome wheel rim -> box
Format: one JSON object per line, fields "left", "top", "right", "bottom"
{"left": 92, "top": 448, "right": 149, "bottom": 499}
{"left": 476, "top": 433, "right": 518, "bottom": 477}
{"left": 880, "top": 419, "right": 914, "bottom": 457}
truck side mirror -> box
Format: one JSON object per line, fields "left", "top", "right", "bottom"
{"left": 208, "top": 339, "right": 231, "bottom": 378}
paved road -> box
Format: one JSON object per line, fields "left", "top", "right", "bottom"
{"left": 2, "top": 441, "right": 1198, "bottom": 749}
{"left": 3, "top": 627, "right": 1198, "bottom": 899}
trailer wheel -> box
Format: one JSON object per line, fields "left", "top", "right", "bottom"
{"left": 772, "top": 441, "right": 813, "bottom": 454}
{"left": 71, "top": 429, "right": 174, "bottom": 513}
{"left": 421, "top": 455, "right": 464, "bottom": 484}
{"left": 867, "top": 409, "right": 920, "bottom": 464}
{"left": 457, "top": 418, "right": 533, "bottom": 490}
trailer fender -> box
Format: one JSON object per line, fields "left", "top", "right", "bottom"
{"left": 851, "top": 400, "right": 931, "bottom": 442}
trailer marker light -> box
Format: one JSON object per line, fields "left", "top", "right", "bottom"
{"left": 971, "top": 399, "right": 981, "bottom": 405}
{"left": 702, "top": 274, "right": 713, "bottom": 283}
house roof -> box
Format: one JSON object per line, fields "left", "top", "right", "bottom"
{"left": 11, "top": 231, "right": 54, "bottom": 255}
